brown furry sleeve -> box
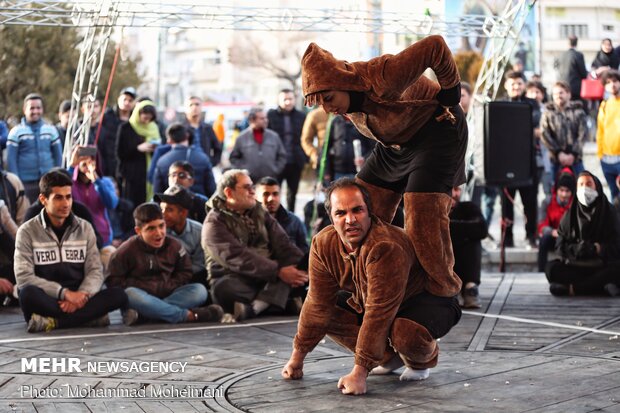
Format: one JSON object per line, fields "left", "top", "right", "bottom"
{"left": 375, "top": 35, "right": 460, "bottom": 96}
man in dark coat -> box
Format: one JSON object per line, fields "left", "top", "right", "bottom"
{"left": 97, "top": 87, "right": 136, "bottom": 178}
{"left": 267, "top": 89, "right": 307, "bottom": 211}
{"left": 557, "top": 35, "right": 588, "bottom": 101}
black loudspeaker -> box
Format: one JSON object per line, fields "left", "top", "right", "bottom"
{"left": 484, "top": 101, "right": 534, "bottom": 187}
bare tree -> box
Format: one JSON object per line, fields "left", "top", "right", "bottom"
{"left": 228, "top": 32, "right": 313, "bottom": 96}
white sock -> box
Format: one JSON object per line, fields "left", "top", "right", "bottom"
{"left": 399, "top": 367, "right": 430, "bottom": 381}
{"left": 370, "top": 355, "right": 404, "bottom": 375}
{"left": 251, "top": 299, "right": 269, "bottom": 315}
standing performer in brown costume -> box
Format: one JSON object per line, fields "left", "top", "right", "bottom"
{"left": 282, "top": 35, "right": 466, "bottom": 394}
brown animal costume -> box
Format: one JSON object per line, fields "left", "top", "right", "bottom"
{"left": 294, "top": 217, "right": 460, "bottom": 371}
{"left": 299, "top": 35, "right": 467, "bottom": 371}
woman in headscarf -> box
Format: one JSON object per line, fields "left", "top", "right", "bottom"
{"left": 296, "top": 35, "right": 466, "bottom": 380}
{"left": 592, "top": 38, "right": 620, "bottom": 78}
{"left": 116, "top": 100, "right": 160, "bottom": 209}
{"left": 546, "top": 171, "right": 620, "bottom": 296}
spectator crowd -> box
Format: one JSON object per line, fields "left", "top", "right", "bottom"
{"left": 0, "top": 35, "right": 620, "bottom": 334}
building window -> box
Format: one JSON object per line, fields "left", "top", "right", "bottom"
{"left": 602, "top": 25, "right": 614, "bottom": 32}
{"left": 559, "top": 24, "right": 588, "bottom": 39}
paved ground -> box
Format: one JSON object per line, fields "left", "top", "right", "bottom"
{"left": 1, "top": 272, "right": 619, "bottom": 412}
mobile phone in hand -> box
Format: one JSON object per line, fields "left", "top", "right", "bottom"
{"left": 78, "top": 146, "right": 97, "bottom": 157}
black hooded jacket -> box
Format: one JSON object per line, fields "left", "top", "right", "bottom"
{"left": 556, "top": 171, "right": 620, "bottom": 265}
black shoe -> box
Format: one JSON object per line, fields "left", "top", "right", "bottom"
{"left": 192, "top": 304, "right": 224, "bottom": 322}
{"left": 503, "top": 234, "right": 514, "bottom": 248}
{"left": 549, "top": 283, "right": 570, "bottom": 296}
{"left": 82, "top": 314, "right": 110, "bottom": 328}
{"left": 462, "top": 285, "right": 481, "bottom": 309}
{"left": 285, "top": 296, "right": 304, "bottom": 315}
{"left": 527, "top": 237, "right": 538, "bottom": 250}
{"left": 233, "top": 301, "right": 256, "bottom": 322}
{"left": 604, "top": 283, "right": 620, "bottom": 297}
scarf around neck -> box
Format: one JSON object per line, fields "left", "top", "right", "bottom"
{"left": 568, "top": 171, "right": 613, "bottom": 243}
{"left": 129, "top": 100, "right": 160, "bottom": 142}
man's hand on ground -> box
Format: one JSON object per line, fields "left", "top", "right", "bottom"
{"left": 281, "top": 359, "right": 304, "bottom": 380}
{"left": 278, "top": 266, "right": 309, "bottom": 287}
{"left": 282, "top": 349, "right": 306, "bottom": 380}
{"left": 337, "top": 365, "right": 368, "bottom": 395}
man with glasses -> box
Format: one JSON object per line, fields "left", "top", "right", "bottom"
{"left": 167, "top": 161, "right": 209, "bottom": 223}
{"left": 202, "top": 169, "right": 307, "bottom": 321}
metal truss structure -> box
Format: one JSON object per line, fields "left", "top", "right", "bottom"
{"left": 466, "top": 0, "right": 537, "bottom": 194}
{"left": 3, "top": 1, "right": 518, "bottom": 37}
{"left": 0, "top": 0, "right": 535, "bottom": 167}
{"left": 62, "top": 1, "right": 119, "bottom": 162}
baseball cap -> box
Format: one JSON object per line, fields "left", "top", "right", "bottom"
{"left": 154, "top": 185, "right": 193, "bottom": 210}
{"left": 120, "top": 87, "right": 137, "bottom": 98}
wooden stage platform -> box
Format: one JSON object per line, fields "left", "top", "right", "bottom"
{"left": 0, "top": 272, "right": 619, "bottom": 412}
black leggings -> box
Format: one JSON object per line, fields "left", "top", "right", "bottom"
{"left": 545, "top": 259, "right": 620, "bottom": 295}
{"left": 19, "top": 285, "right": 128, "bottom": 328}
{"left": 337, "top": 290, "right": 461, "bottom": 339}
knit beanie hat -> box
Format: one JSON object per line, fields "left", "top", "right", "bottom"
{"left": 557, "top": 172, "right": 576, "bottom": 193}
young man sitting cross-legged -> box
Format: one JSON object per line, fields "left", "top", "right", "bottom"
{"left": 15, "top": 170, "right": 128, "bottom": 333}
{"left": 107, "top": 202, "right": 223, "bottom": 325}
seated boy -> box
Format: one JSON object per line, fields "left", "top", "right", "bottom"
{"left": 107, "top": 203, "right": 223, "bottom": 325}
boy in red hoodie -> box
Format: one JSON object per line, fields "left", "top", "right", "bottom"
{"left": 538, "top": 170, "right": 576, "bottom": 271}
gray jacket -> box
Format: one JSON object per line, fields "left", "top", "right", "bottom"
{"left": 229, "top": 128, "right": 287, "bottom": 181}
{"left": 15, "top": 210, "right": 103, "bottom": 299}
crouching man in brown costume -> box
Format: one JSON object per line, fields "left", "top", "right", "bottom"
{"left": 282, "top": 179, "right": 461, "bottom": 395}
{"left": 300, "top": 35, "right": 467, "bottom": 305}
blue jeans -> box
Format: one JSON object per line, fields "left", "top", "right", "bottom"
{"left": 125, "top": 284, "right": 208, "bottom": 324}
{"left": 600, "top": 160, "right": 620, "bottom": 200}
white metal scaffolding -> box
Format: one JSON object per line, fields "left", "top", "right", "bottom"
{"left": 0, "top": 0, "right": 536, "bottom": 169}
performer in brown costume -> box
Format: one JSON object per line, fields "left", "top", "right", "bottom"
{"left": 282, "top": 35, "right": 466, "bottom": 394}
{"left": 283, "top": 179, "right": 462, "bottom": 394}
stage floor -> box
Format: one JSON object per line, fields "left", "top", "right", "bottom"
{"left": 1, "top": 272, "right": 619, "bottom": 412}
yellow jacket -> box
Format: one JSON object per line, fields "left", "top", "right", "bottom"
{"left": 597, "top": 96, "right": 620, "bottom": 158}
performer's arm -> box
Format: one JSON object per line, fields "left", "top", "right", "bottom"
{"left": 379, "top": 35, "right": 460, "bottom": 96}
{"left": 284, "top": 237, "right": 338, "bottom": 379}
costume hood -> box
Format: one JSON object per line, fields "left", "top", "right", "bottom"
{"left": 301, "top": 43, "right": 369, "bottom": 105}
